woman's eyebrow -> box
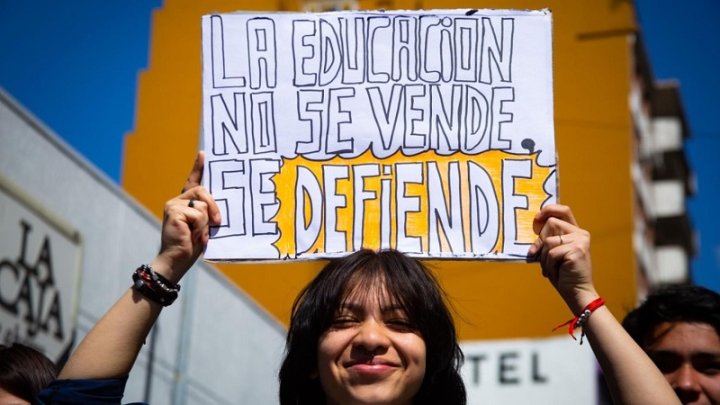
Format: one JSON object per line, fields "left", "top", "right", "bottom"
{"left": 337, "top": 301, "right": 404, "bottom": 313}
{"left": 381, "top": 304, "right": 406, "bottom": 314}
{"left": 337, "top": 302, "right": 363, "bottom": 311}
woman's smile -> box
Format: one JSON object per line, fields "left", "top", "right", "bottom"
{"left": 345, "top": 358, "right": 400, "bottom": 378}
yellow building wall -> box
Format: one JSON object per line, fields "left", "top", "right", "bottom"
{"left": 123, "top": 0, "right": 638, "bottom": 340}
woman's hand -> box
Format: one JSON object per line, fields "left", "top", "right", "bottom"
{"left": 527, "top": 204, "right": 597, "bottom": 314}
{"left": 152, "top": 152, "right": 221, "bottom": 284}
{"left": 526, "top": 205, "right": 682, "bottom": 405}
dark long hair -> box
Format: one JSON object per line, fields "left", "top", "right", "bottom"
{"left": 278, "top": 249, "right": 466, "bottom": 405}
{"left": 0, "top": 343, "right": 57, "bottom": 401}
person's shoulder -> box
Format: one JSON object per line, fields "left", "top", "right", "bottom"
{"left": 36, "top": 377, "right": 147, "bottom": 405}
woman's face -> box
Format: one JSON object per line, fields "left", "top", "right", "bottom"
{"left": 317, "top": 282, "right": 426, "bottom": 405}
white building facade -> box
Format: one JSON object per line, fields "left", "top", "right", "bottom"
{"left": 0, "top": 88, "right": 286, "bottom": 404}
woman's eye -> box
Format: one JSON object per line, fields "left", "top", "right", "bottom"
{"left": 331, "top": 317, "right": 357, "bottom": 327}
{"left": 387, "top": 319, "right": 416, "bottom": 331}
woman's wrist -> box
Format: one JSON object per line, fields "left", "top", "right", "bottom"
{"left": 563, "top": 288, "right": 600, "bottom": 316}
{"left": 149, "top": 256, "right": 185, "bottom": 285}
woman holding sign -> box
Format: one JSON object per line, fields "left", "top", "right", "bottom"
{"left": 37, "top": 152, "right": 680, "bottom": 405}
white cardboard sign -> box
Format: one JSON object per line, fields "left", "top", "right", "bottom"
{"left": 201, "top": 9, "right": 555, "bottom": 261}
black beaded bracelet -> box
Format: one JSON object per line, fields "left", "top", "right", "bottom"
{"left": 131, "top": 265, "right": 180, "bottom": 306}
{"left": 136, "top": 264, "right": 180, "bottom": 292}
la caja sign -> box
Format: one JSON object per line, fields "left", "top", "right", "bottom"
{"left": 0, "top": 176, "right": 81, "bottom": 362}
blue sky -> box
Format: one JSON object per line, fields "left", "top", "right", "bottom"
{"left": 635, "top": 0, "right": 720, "bottom": 291}
{"left": 1, "top": 1, "right": 717, "bottom": 291}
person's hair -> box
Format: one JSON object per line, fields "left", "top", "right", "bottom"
{"left": 622, "top": 284, "right": 720, "bottom": 346}
{"left": 278, "top": 249, "right": 466, "bottom": 405}
{"left": 0, "top": 343, "right": 57, "bottom": 400}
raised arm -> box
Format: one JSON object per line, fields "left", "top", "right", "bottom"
{"left": 58, "top": 152, "right": 220, "bottom": 380}
{"left": 527, "top": 204, "right": 680, "bottom": 405}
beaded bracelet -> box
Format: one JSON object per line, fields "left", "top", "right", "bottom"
{"left": 131, "top": 264, "right": 181, "bottom": 307}
{"left": 553, "top": 297, "right": 605, "bottom": 344}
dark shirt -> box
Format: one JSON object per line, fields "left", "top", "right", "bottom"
{"left": 36, "top": 377, "right": 147, "bottom": 405}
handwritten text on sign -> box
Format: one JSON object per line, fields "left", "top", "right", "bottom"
{"left": 201, "top": 9, "right": 556, "bottom": 260}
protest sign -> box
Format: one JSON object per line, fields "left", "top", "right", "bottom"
{"left": 201, "top": 9, "right": 555, "bottom": 260}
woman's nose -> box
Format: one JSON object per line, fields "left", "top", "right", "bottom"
{"left": 353, "top": 319, "right": 391, "bottom": 353}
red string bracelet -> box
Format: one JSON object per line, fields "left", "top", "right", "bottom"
{"left": 553, "top": 297, "right": 605, "bottom": 344}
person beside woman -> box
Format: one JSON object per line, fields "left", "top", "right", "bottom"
{"left": 0, "top": 343, "right": 57, "bottom": 404}
{"left": 36, "top": 152, "right": 680, "bottom": 404}
{"left": 622, "top": 285, "right": 720, "bottom": 404}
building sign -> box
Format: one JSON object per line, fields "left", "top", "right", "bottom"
{"left": 0, "top": 175, "right": 82, "bottom": 362}
{"left": 461, "top": 337, "right": 598, "bottom": 405}
{"left": 201, "top": 9, "right": 555, "bottom": 261}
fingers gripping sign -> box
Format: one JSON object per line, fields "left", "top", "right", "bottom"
{"left": 154, "top": 152, "right": 222, "bottom": 283}
{"left": 527, "top": 204, "right": 598, "bottom": 314}
{"left": 182, "top": 151, "right": 221, "bottom": 222}
{"left": 182, "top": 151, "right": 206, "bottom": 193}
